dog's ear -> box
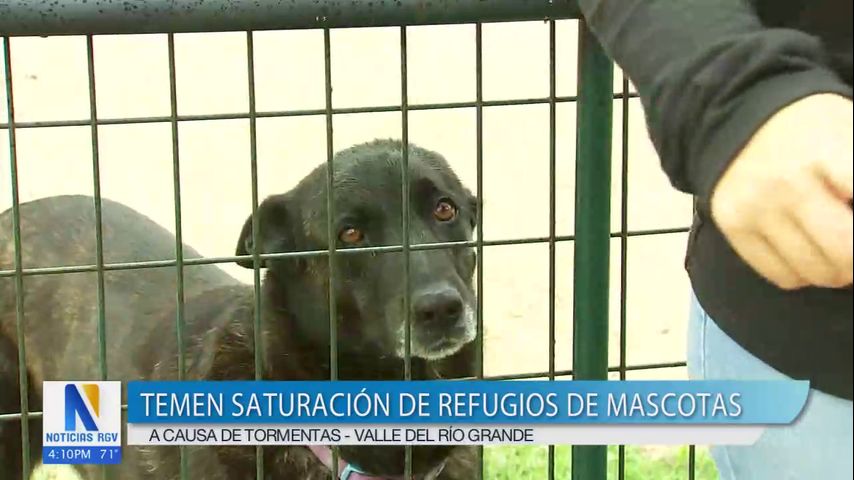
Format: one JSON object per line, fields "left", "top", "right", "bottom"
{"left": 235, "top": 194, "right": 295, "bottom": 269}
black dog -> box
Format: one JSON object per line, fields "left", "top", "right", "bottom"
{"left": 0, "top": 139, "right": 479, "bottom": 479}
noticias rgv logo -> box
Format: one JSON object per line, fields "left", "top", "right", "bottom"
{"left": 65, "top": 383, "right": 101, "bottom": 432}
{"left": 43, "top": 382, "right": 114, "bottom": 444}
{"left": 42, "top": 381, "right": 122, "bottom": 465}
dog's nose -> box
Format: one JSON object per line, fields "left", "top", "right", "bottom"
{"left": 412, "top": 287, "right": 464, "bottom": 327}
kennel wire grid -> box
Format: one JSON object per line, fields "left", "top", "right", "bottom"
{"left": 0, "top": 1, "right": 695, "bottom": 479}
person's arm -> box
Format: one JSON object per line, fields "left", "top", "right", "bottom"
{"left": 578, "top": 0, "right": 854, "bottom": 289}
{"left": 579, "top": 0, "right": 849, "bottom": 203}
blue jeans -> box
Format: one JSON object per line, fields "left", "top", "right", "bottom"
{"left": 688, "top": 293, "right": 853, "bottom": 480}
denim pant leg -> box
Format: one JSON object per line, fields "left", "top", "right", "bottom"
{"left": 687, "top": 293, "right": 853, "bottom": 480}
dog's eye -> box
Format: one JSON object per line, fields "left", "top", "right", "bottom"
{"left": 338, "top": 226, "right": 364, "bottom": 244}
{"left": 433, "top": 199, "right": 457, "bottom": 222}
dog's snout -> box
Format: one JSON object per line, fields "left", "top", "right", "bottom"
{"left": 412, "top": 287, "right": 464, "bottom": 327}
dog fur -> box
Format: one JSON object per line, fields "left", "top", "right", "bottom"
{"left": 0, "top": 139, "right": 479, "bottom": 479}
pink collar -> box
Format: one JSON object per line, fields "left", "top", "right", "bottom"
{"left": 308, "top": 445, "right": 446, "bottom": 480}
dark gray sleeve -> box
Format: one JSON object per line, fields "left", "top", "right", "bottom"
{"left": 577, "top": 0, "right": 852, "bottom": 208}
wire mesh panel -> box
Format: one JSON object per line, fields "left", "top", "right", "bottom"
{"left": 0, "top": 1, "right": 699, "bottom": 479}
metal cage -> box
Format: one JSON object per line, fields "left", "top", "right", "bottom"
{"left": 1, "top": 1, "right": 695, "bottom": 479}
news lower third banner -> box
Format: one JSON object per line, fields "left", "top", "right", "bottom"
{"left": 122, "top": 380, "right": 809, "bottom": 447}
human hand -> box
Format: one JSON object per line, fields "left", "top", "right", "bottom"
{"left": 711, "top": 93, "right": 853, "bottom": 290}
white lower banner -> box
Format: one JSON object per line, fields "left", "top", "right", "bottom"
{"left": 127, "top": 424, "right": 764, "bottom": 446}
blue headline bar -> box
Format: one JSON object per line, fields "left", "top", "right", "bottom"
{"left": 126, "top": 380, "right": 808, "bottom": 425}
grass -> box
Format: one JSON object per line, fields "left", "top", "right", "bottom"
{"left": 31, "top": 445, "right": 718, "bottom": 480}
{"left": 484, "top": 445, "right": 719, "bottom": 479}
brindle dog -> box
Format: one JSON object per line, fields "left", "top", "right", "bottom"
{"left": 0, "top": 139, "right": 479, "bottom": 479}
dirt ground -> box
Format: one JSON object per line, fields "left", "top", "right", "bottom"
{"left": 1, "top": 21, "right": 693, "bottom": 392}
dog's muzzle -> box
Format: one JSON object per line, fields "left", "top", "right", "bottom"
{"left": 308, "top": 445, "right": 446, "bottom": 480}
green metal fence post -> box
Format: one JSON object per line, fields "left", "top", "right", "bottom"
{"left": 3, "top": 34, "right": 32, "bottom": 480}
{"left": 572, "top": 21, "right": 613, "bottom": 480}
